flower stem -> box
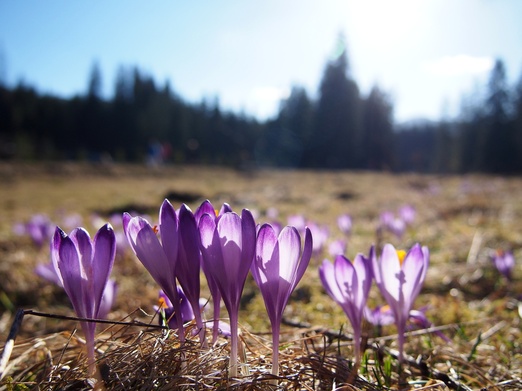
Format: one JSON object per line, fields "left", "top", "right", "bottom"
{"left": 228, "top": 311, "right": 239, "bottom": 378}
{"left": 271, "top": 328, "right": 280, "bottom": 380}
{"left": 212, "top": 298, "right": 220, "bottom": 345}
{"left": 81, "top": 322, "right": 97, "bottom": 377}
{"left": 353, "top": 328, "right": 362, "bottom": 368}
{"left": 193, "top": 307, "right": 208, "bottom": 348}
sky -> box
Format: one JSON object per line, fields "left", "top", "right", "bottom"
{"left": 1, "top": 0, "right": 521, "bottom": 124}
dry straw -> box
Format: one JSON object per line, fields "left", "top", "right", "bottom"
{"left": 1, "top": 309, "right": 521, "bottom": 390}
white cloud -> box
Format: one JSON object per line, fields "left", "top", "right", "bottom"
{"left": 250, "top": 86, "right": 291, "bottom": 102}
{"left": 424, "top": 55, "right": 494, "bottom": 76}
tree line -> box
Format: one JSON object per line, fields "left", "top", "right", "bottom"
{"left": 1, "top": 46, "right": 521, "bottom": 173}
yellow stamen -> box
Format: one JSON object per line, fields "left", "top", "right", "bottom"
{"left": 380, "top": 305, "right": 391, "bottom": 313}
{"left": 152, "top": 225, "right": 159, "bottom": 234}
{"left": 158, "top": 297, "right": 169, "bottom": 309}
{"left": 397, "top": 250, "right": 407, "bottom": 266}
{"left": 214, "top": 209, "right": 219, "bottom": 217}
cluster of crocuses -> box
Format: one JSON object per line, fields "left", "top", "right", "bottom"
{"left": 377, "top": 205, "right": 416, "bottom": 239}
{"left": 47, "top": 199, "right": 436, "bottom": 380}
{"left": 320, "top": 243, "right": 431, "bottom": 366}
{"left": 122, "top": 199, "right": 312, "bottom": 379}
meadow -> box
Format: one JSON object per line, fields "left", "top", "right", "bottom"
{"left": 0, "top": 162, "right": 520, "bottom": 390}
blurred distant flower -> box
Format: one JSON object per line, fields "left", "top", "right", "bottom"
{"left": 399, "top": 205, "right": 416, "bottom": 225}
{"left": 328, "top": 239, "right": 347, "bottom": 257}
{"left": 35, "top": 261, "right": 63, "bottom": 287}
{"left": 97, "top": 279, "right": 118, "bottom": 320}
{"left": 251, "top": 224, "right": 312, "bottom": 378}
{"left": 409, "top": 308, "right": 451, "bottom": 342}
{"left": 60, "top": 212, "right": 84, "bottom": 230}
{"left": 337, "top": 214, "right": 353, "bottom": 235}
{"left": 287, "top": 214, "right": 306, "bottom": 232}
{"left": 13, "top": 214, "right": 54, "bottom": 248}
{"left": 378, "top": 211, "right": 406, "bottom": 239}
{"left": 307, "top": 221, "right": 329, "bottom": 255}
{"left": 365, "top": 305, "right": 450, "bottom": 342}
{"left": 199, "top": 209, "right": 256, "bottom": 378}
{"left": 320, "top": 253, "right": 372, "bottom": 365}
{"left": 52, "top": 224, "right": 116, "bottom": 375}
{"left": 364, "top": 305, "right": 395, "bottom": 327}
{"left": 492, "top": 249, "right": 515, "bottom": 281}
{"left": 371, "top": 243, "right": 429, "bottom": 363}
{"left": 266, "top": 207, "right": 279, "bottom": 220}
{"left": 379, "top": 211, "right": 394, "bottom": 227}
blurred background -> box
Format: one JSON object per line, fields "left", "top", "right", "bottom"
{"left": 0, "top": 0, "right": 521, "bottom": 173}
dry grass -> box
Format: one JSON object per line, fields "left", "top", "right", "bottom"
{"left": 0, "top": 162, "right": 521, "bottom": 390}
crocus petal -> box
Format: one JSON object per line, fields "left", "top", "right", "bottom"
{"left": 92, "top": 224, "right": 116, "bottom": 317}
{"left": 319, "top": 259, "right": 346, "bottom": 305}
{"left": 278, "top": 226, "right": 301, "bottom": 284}
{"left": 124, "top": 214, "right": 176, "bottom": 300}
{"left": 378, "top": 244, "right": 403, "bottom": 303}
{"left": 177, "top": 204, "right": 202, "bottom": 310}
{"left": 216, "top": 213, "right": 244, "bottom": 293}
{"left": 159, "top": 199, "right": 179, "bottom": 278}
{"left": 401, "top": 244, "right": 426, "bottom": 309}
{"left": 57, "top": 229, "right": 87, "bottom": 318}
{"left": 240, "top": 209, "right": 257, "bottom": 267}
{"left": 353, "top": 253, "right": 372, "bottom": 308}
{"left": 69, "top": 228, "right": 93, "bottom": 281}
{"left": 254, "top": 224, "right": 279, "bottom": 285}
{"left": 50, "top": 230, "right": 64, "bottom": 287}
{"left": 195, "top": 200, "right": 216, "bottom": 223}
{"left": 98, "top": 279, "right": 118, "bottom": 320}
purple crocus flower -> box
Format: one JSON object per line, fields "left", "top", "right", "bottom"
{"left": 14, "top": 214, "right": 54, "bottom": 248}
{"left": 328, "top": 239, "right": 347, "bottom": 257}
{"left": 492, "top": 249, "right": 515, "bottom": 281}
{"left": 199, "top": 209, "right": 256, "bottom": 378}
{"left": 319, "top": 253, "right": 372, "bottom": 365}
{"left": 364, "top": 305, "right": 395, "bottom": 327}
{"left": 195, "top": 200, "right": 233, "bottom": 345}
{"left": 408, "top": 308, "right": 451, "bottom": 342}
{"left": 122, "top": 210, "right": 185, "bottom": 342}
{"left": 52, "top": 224, "right": 116, "bottom": 375}
{"left": 251, "top": 224, "right": 313, "bottom": 378}
{"left": 337, "top": 214, "right": 353, "bottom": 236}
{"left": 174, "top": 202, "right": 207, "bottom": 346}
{"left": 365, "top": 305, "right": 450, "bottom": 342}
{"left": 35, "top": 260, "right": 117, "bottom": 319}
{"left": 35, "top": 261, "right": 64, "bottom": 287}
{"left": 287, "top": 214, "right": 306, "bottom": 233}
{"left": 399, "top": 205, "right": 416, "bottom": 225}
{"left": 307, "top": 221, "right": 329, "bottom": 256}
{"left": 371, "top": 243, "right": 429, "bottom": 363}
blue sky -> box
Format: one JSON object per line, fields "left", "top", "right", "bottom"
{"left": 1, "top": 0, "right": 521, "bottom": 123}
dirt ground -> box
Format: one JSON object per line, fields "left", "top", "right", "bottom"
{"left": 0, "top": 162, "right": 521, "bottom": 390}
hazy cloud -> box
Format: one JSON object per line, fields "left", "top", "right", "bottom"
{"left": 424, "top": 55, "right": 494, "bottom": 76}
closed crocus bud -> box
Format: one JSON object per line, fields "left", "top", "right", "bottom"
{"left": 199, "top": 209, "right": 256, "bottom": 378}
{"left": 53, "top": 224, "right": 116, "bottom": 376}
{"left": 123, "top": 210, "right": 185, "bottom": 343}
{"left": 252, "top": 224, "right": 312, "bottom": 379}
{"left": 319, "top": 252, "right": 372, "bottom": 365}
